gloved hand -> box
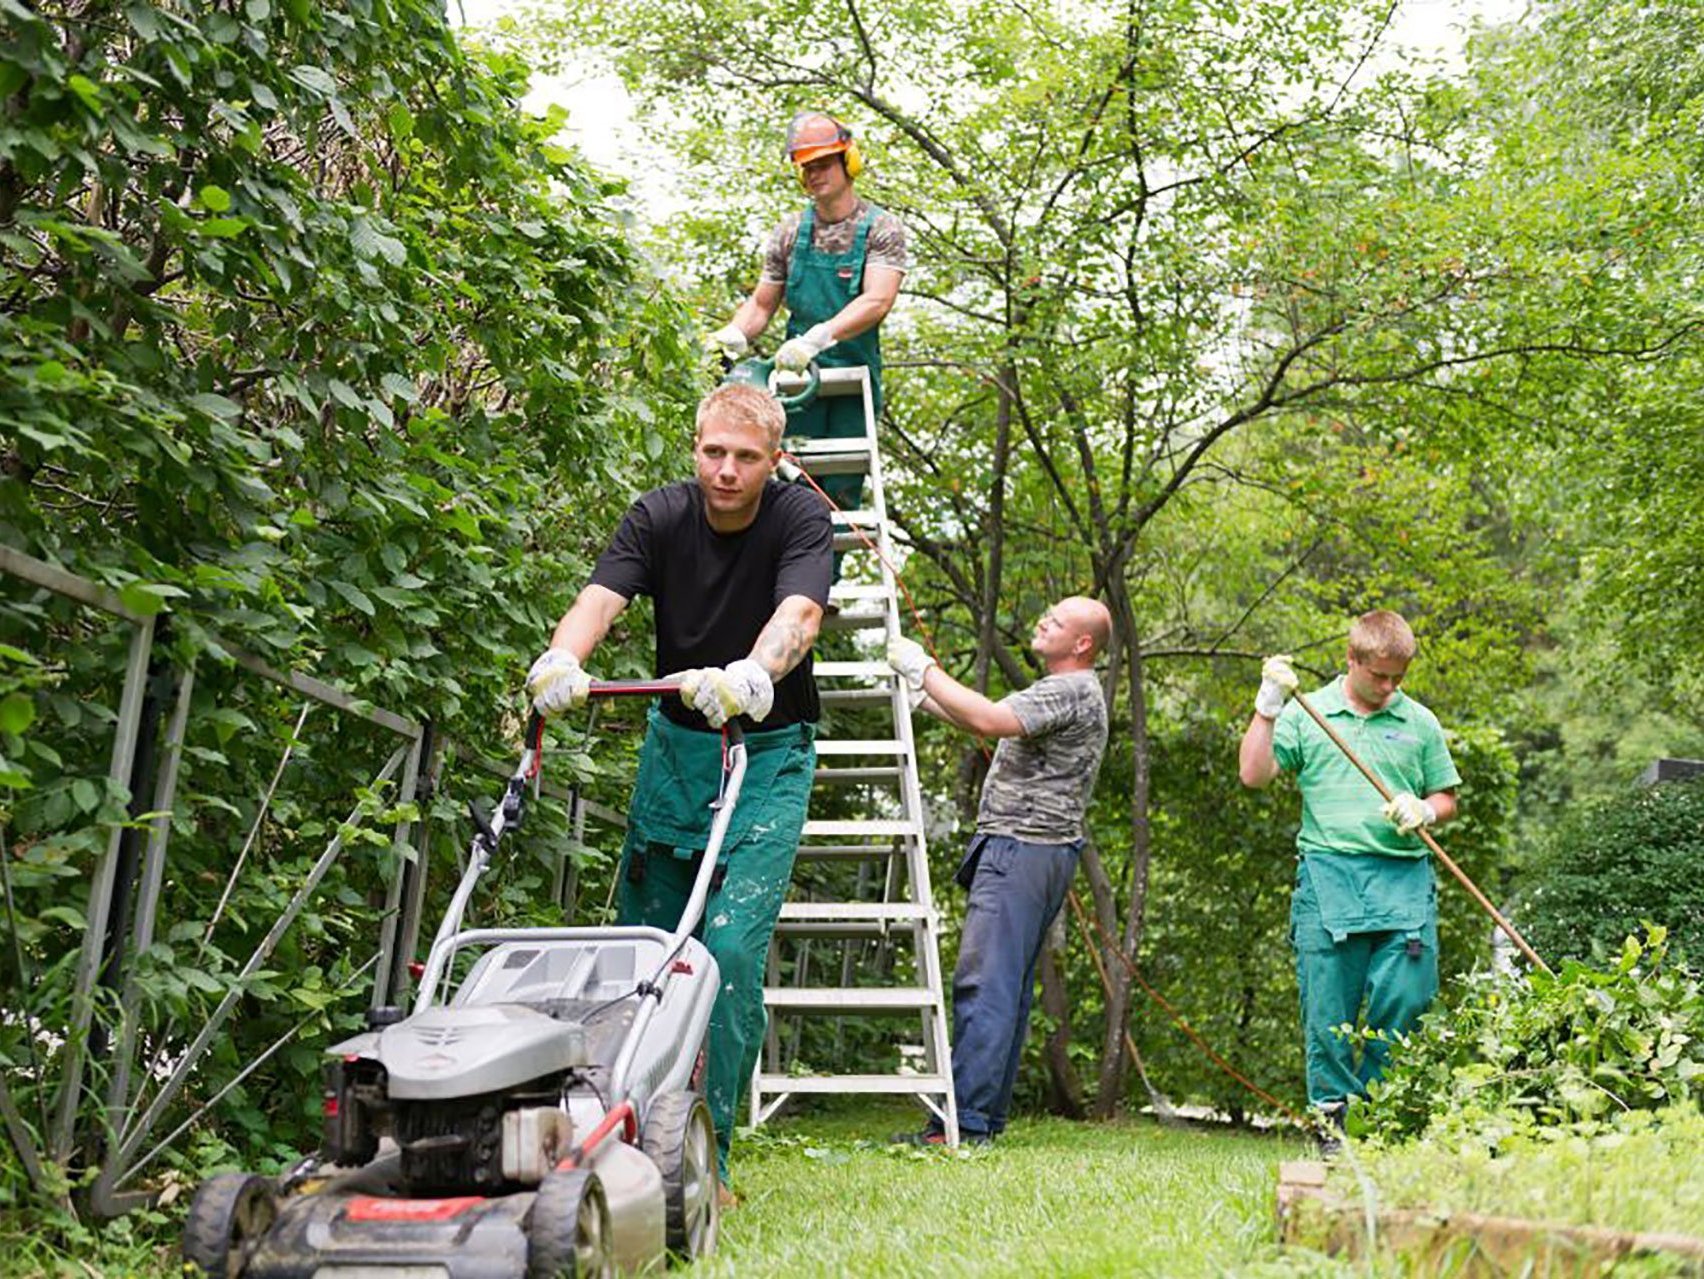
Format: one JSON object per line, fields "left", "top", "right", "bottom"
{"left": 527, "top": 648, "right": 592, "bottom": 718}
{"left": 774, "top": 322, "right": 836, "bottom": 372}
{"left": 707, "top": 323, "right": 748, "bottom": 360}
{"left": 1382, "top": 792, "right": 1437, "bottom": 835}
{"left": 1254, "top": 654, "right": 1299, "bottom": 719}
{"left": 886, "top": 636, "right": 937, "bottom": 693}
{"left": 679, "top": 658, "right": 774, "bottom": 728}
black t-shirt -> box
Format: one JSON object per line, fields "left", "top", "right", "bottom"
{"left": 589, "top": 480, "right": 833, "bottom": 731}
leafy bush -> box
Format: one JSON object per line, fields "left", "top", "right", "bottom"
{"left": 1344, "top": 1102, "right": 1704, "bottom": 1236}
{"left": 1, "top": 0, "right": 696, "bottom": 1203}
{"left": 1357, "top": 927, "right": 1704, "bottom": 1143}
{"left": 1519, "top": 780, "right": 1704, "bottom": 964}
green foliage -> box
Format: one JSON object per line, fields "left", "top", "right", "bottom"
{"left": 0, "top": 0, "right": 699, "bottom": 1202}
{"left": 1520, "top": 780, "right": 1704, "bottom": 964}
{"left": 1358, "top": 927, "right": 1704, "bottom": 1144}
{"left": 1345, "top": 1102, "right": 1704, "bottom": 1238}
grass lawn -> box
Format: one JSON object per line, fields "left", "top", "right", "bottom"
{"left": 4, "top": 1101, "right": 1349, "bottom": 1277}
{"left": 702, "top": 1100, "right": 1336, "bottom": 1277}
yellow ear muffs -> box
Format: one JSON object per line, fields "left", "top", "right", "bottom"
{"left": 843, "top": 139, "right": 864, "bottom": 180}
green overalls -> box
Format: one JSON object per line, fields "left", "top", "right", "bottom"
{"left": 1273, "top": 680, "right": 1461, "bottom": 1108}
{"left": 616, "top": 705, "right": 816, "bottom": 1182}
{"left": 783, "top": 203, "right": 884, "bottom": 520}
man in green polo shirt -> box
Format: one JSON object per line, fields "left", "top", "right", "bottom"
{"left": 1238, "top": 609, "right": 1460, "bottom": 1152}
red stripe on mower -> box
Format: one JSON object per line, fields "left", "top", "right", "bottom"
{"left": 345, "top": 1195, "right": 485, "bottom": 1222}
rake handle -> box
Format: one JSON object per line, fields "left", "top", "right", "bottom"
{"left": 1291, "top": 691, "right": 1553, "bottom": 977}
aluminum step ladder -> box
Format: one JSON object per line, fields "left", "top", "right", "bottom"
{"left": 749, "top": 365, "right": 959, "bottom": 1145}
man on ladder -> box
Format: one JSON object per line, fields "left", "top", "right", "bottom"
{"left": 707, "top": 110, "right": 909, "bottom": 520}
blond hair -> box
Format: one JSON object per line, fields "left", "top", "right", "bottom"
{"left": 696, "top": 382, "right": 786, "bottom": 452}
{"left": 1348, "top": 610, "right": 1417, "bottom": 663}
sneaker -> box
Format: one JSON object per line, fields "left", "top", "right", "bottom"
{"left": 1316, "top": 1131, "right": 1344, "bottom": 1160}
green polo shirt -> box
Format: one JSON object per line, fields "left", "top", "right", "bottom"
{"left": 1274, "top": 678, "right": 1461, "bottom": 938}
{"left": 1274, "top": 677, "right": 1460, "bottom": 858}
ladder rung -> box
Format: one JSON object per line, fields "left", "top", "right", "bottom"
{"left": 822, "top": 609, "right": 887, "bottom": 632}
{"left": 812, "top": 366, "right": 870, "bottom": 397}
{"left": 819, "top": 688, "right": 894, "bottom": 707}
{"left": 813, "top": 739, "right": 905, "bottom": 756}
{"left": 755, "top": 1073, "right": 949, "bottom": 1094}
{"left": 801, "top": 819, "right": 918, "bottom": 838}
{"left": 792, "top": 843, "right": 901, "bottom": 861}
{"left": 812, "top": 765, "right": 903, "bottom": 785}
{"left": 778, "top": 903, "right": 930, "bottom": 922}
{"left": 772, "top": 921, "right": 887, "bottom": 939}
{"left": 796, "top": 453, "right": 868, "bottom": 478}
{"left": 827, "top": 583, "right": 888, "bottom": 601}
{"left": 813, "top": 660, "right": 894, "bottom": 679}
{"left": 831, "top": 509, "right": 880, "bottom": 527}
{"left": 764, "top": 987, "right": 939, "bottom": 1012}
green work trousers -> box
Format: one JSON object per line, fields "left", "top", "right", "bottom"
{"left": 615, "top": 708, "right": 815, "bottom": 1183}
{"left": 1290, "top": 862, "right": 1439, "bottom": 1107}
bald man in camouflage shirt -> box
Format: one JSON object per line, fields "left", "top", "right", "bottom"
{"left": 887, "top": 596, "right": 1112, "bottom": 1143}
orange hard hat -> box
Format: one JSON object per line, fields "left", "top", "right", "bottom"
{"left": 785, "top": 111, "right": 862, "bottom": 176}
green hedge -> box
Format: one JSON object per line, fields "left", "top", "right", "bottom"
{"left": 1519, "top": 780, "right": 1704, "bottom": 964}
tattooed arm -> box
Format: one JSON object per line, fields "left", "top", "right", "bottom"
{"left": 749, "top": 594, "right": 824, "bottom": 681}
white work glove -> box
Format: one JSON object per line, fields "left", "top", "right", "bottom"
{"left": 527, "top": 648, "right": 592, "bottom": 718}
{"left": 707, "top": 323, "right": 748, "bottom": 360}
{"left": 679, "top": 658, "right": 774, "bottom": 728}
{"left": 886, "top": 636, "right": 938, "bottom": 693}
{"left": 774, "top": 322, "right": 836, "bottom": 372}
{"left": 1383, "top": 792, "right": 1437, "bottom": 835}
{"left": 1254, "top": 654, "right": 1299, "bottom": 720}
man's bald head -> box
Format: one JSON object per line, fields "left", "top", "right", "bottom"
{"left": 1057, "top": 596, "right": 1112, "bottom": 658}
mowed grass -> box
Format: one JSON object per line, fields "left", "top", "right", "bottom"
{"left": 701, "top": 1101, "right": 1341, "bottom": 1278}
{"left": 4, "top": 1103, "right": 1347, "bottom": 1277}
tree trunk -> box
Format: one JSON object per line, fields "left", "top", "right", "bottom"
{"left": 1037, "top": 908, "right": 1085, "bottom": 1117}
{"left": 1091, "top": 573, "right": 1151, "bottom": 1117}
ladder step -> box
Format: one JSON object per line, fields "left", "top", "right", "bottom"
{"left": 831, "top": 511, "right": 882, "bottom": 554}
{"left": 814, "top": 739, "right": 905, "bottom": 756}
{"left": 819, "top": 688, "right": 894, "bottom": 707}
{"left": 778, "top": 902, "right": 931, "bottom": 922}
{"left": 813, "top": 660, "right": 894, "bottom": 679}
{"left": 795, "top": 451, "right": 869, "bottom": 479}
{"left": 827, "top": 583, "right": 888, "bottom": 602}
{"left": 772, "top": 921, "right": 888, "bottom": 939}
{"left": 764, "top": 987, "right": 939, "bottom": 1012}
{"left": 813, "top": 366, "right": 870, "bottom": 397}
{"left": 812, "top": 765, "right": 903, "bottom": 785}
{"left": 822, "top": 609, "right": 887, "bottom": 632}
{"left": 792, "top": 843, "right": 902, "bottom": 861}
{"left": 755, "top": 1073, "right": 949, "bottom": 1094}
{"left": 801, "top": 819, "right": 918, "bottom": 838}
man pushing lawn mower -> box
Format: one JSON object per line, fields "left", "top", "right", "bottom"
{"left": 527, "top": 380, "right": 832, "bottom": 1203}
{"left": 1239, "top": 609, "right": 1460, "bottom": 1157}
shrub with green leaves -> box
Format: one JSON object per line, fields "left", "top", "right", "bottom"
{"left": 1, "top": 0, "right": 698, "bottom": 1198}
{"left": 1357, "top": 927, "right": 1704, "bottom": 1143}
{"left": 1519, "top": 780, "right": 1704, "bottom": 964}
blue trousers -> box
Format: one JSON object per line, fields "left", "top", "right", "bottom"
{"left": 937, "top": 833, "right": 1081, "bottom": 1137}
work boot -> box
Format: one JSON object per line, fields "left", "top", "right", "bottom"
{"left": 717, "top": 1182, "right": 739, "bottom": 1212}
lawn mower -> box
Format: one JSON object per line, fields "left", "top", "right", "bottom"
{"left": 181, "top": 684, "right": 738, "bottom": 1277}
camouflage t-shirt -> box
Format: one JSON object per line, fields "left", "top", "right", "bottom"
{"left": 760, "top": 199, "right": 910, "bottom": 283}
{"left": 975, "top": 670, "right": 1108, "bottom": 843}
